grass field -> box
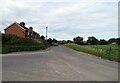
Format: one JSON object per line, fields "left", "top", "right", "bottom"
{"left": 65, "top": 43, "right": 119, "bottom": 62}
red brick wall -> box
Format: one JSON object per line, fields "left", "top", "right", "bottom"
{"left": 5, "top": 23, "right": 26, "bottom": 37}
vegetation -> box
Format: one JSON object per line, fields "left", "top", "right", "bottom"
{"left": 72, "top": 36, "right": 120, "bottom": 45}
{"left": 58, "top": 40, "right": 67, "bottom": 44}
{"left": 2, "top": 34, "right": 49, "bottom": 54}
{"left": 87, "top": 36, "right": 99, "bottom": 45}
{"left": 65, "top": 43, "right": 119, "bottom": 62}
{"left": 0, "top": 42, "right": 1, "bottom": 54}
{"left": 47, "top": 38, "right": 58, "bottom": 46}
{"left": 40, "top": 35, "right": 45, "bottom": 40}
{"left": 64, "top": 36, "right": 120, "bottom": 62}
{"left": 99, "top": 39, "right": 107, "bottom": 45}
{"left": 73, "top": 36, "right": 84, "bottom": 45}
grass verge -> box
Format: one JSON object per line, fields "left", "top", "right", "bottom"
{"left": 65, "top": 43, "right": 119, "bottom": 62}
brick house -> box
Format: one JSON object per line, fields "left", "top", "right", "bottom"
{"left": 4, "top": 22, "right": 40, "bottom": 38}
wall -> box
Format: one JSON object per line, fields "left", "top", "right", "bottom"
{"left": 5, "top": 23, "right": 26, "bottom": 37}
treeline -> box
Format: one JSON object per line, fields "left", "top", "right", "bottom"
{"left": 56, "top": 36, "right": 120, "bottom": 45}
{"left": 47, "top": 38, "right": 58, "bottom": 45}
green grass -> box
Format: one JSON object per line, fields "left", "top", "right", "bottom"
{"left": 65, "top": 43, "right": 119, "bottom": 62}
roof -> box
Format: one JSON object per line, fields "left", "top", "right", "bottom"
{"left": 33, "top": 31, "right": 39, "bottom": 35}
{"left": 23, "top": 26, "right": 28, "bottom": 30}
{"left": 4, "top": 22, "right": 26, "bottom": 31}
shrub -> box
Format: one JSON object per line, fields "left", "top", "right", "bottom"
{"left": 2, "top": 34, "right": 39, "bottom": 45}
{"left": 2, "top": 34, "right": 50, "bottom": 54}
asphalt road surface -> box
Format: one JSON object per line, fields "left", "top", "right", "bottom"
{"left": 2, "top": 45, "right": 118, "bottom": 81}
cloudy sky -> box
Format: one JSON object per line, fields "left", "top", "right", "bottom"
{"left": 0, "top": 0, "right": 119, "bottom": 40}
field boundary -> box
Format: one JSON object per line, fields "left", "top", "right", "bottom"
{"left": 65, "top": 43, "right": 119, "bottom": 62}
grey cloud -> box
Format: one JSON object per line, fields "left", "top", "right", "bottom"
{"left": 0, "top": 0, "right": 118, "bottom": 40}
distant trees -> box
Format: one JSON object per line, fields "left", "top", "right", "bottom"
{"left": 117, "top": 38, "right": 120, "bottom": 45}
{"left": 61, "top": 40, "right": 67, "bottom": 44}
{"left": 53, "top": 38, "right": 58, "bottom": 43}
{"left": 47, "top": 38, "right": 53, "bottom": 45}
{"left": 40, "top": 35, "right": 45, "bottom": 40}
{"left": 73, "top": 36, "right": 84, "bottom": 45}
{"left": 67, "top": 40, "right": 73, "bottom": 43}
{"left": 72, "top": 36, "right": 119, "bottom": 45}
{"left": 47, "top": 38, "right": 58, "bottom": 45}
{"left": 58, "top": 40, "right": 73, "bottom": 44}
{"left": 87, "top": 36, "right": 99, "bottom": 45}
{"left": 107, "top": 38, "right": 117, "bottom": 44}
{"left": 99, "top": 39, "right": 107, "bottom": 45}
{"left": 46, "top": 36, "right": 120, "bottom": 46}
{"left": 74, "top": 36, "right": 119, "bottom": 45}
{"left": 73, "top": 36, "right": 95, "bottom": 45}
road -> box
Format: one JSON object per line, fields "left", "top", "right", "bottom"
{"left": 2, "top": 45, "right": 118, "bottom": 81}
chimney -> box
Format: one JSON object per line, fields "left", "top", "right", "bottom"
{"left": 19, "top": 22, "right": 25, "bottom": 27}
{"left": 29, "top": 26, "right": 33, "bottom": 38}
{"left": 29, "top": 26, "right": 33, "bottom": 32}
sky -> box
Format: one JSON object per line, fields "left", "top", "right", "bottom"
{"left": 0, "top": 0, "right": 119, "bottom": 40}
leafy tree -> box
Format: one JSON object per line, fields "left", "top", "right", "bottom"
{"left": 61, "top": 40, "right": 67, "bottom": 44}
{"left": 107, "top": 38, "right": 117, "bottom": 44}
{"left": 73, "top": 36, "right": 84, "bottom": 45}
{"left": 59, "top": 40, "right": 65, "bottom": 44}
{"left": 87, "top": 36, "right": 99, "bottom": 45}
{"left": 53, "top": 38, "right": 58, "bottom": 43}
{"left": 117, "top": 38, "right": 120, "bottom": 45}
{"left": 47, "top": 38, "right": 53, "bottom": 45}
{"left": 99, "top": 39, "right": 107, "bottom": 45}
{"left": 40, "top": 35, "right": 45, "bottom": 40}
{"left": 67, "top": 40, "right": 73, "bottom": 43}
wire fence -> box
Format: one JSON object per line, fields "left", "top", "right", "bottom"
{"left": 92, "top": 45, "right": 119, "bottom": 61}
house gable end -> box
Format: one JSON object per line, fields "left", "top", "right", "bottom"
{"left": 5, "top": 22, "right": 26, "bottom": 31}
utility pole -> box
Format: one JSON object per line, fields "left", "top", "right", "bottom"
{"left": 46, "top": 27, "right": 48, "bottom": 43}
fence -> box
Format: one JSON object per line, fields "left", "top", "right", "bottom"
{"left": 92, "top": 45, "right": 119, "bottom": 61}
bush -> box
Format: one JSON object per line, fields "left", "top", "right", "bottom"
{"left": 2, "top": 34, "right": 50, "bottom": 54}
{"left": 2, "top": 34, "right": 39, "bottom": 45}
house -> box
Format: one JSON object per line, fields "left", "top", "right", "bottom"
{"left": 33, "top": 31, "right": 40, "bottom": 38}
{"left": 111, "top": 42, "right": 117, "bottom": 45}
{"left": 4, "top": 22, "right": 40, "bottom": 38}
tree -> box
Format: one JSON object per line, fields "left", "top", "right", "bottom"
{"left": 67, "top": 40, "right": 73, "bottom": 43}
{"left": 87, "top": 36, "right": 99, "bottom": 45}
{"left": 73, "top": 36, "right": 84, "bottom": 45}
{"left": 47, "top": 38, "right": 53, "bottom": 45}
{"left": 53, "top": 38, "right": 57, "bottom": 43}
{"left": 40, "top": 35, "right": 45, "bottom": 40}
{"left": 61, "top": 40, "right": 67, "bottom": 44}
{"left": 117, "top": 38, "right": 120, "bottom": 45}
{"left": 99, "top": 39, "right": 107, "bottom": 45}
{"left": 107, "top": 38, "right": 117, "bottom": 44}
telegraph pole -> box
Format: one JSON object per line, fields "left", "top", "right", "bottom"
{"left": 46, "top": 27, "right": 48, "bottom": 43}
